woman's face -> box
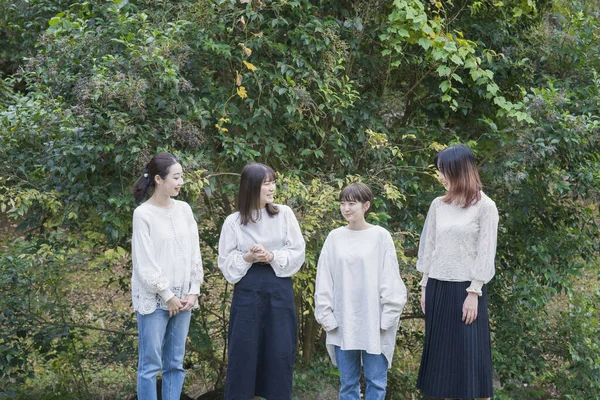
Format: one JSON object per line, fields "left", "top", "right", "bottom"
{"left": 260, "top": 177, "right": 276, "bottom": 207}
{"left": 339, "top": 200, "right": 369, "bottom": 223}
{"left": 155, "top": 163, "right": 184, "bottom": 197}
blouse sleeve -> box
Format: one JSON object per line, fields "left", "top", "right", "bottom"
{"left": 218, "top": 215, "right": 253, "bottom": 284}
{"left": 416, "top": 199, "right": 438, "bottom": 287}
{"left": 269, "top": 206, "right": 306, "bottom": 277}
{"left": 314, "top": 237, "right": 339, "bottom": 331}
{"left": 467, "top": 200, "right": 499, "bottom": 295}
{"left": 186, "top": 204, "right": 204, "bottom": 294}
{"left": 132, "top": 209, "right": 174, "bottom": 302}
{"left": 380, "top": 233, "right": 408, "bottom": 330}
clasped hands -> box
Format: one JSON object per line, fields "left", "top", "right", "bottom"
{"left": 243, "top": 243, "right": 275, "bottom": 264}
{"left": 166, "top": 293, "right": 199, "bottom": 317}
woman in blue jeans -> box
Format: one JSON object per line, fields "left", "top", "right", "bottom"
{"left": 131, "top": 152, "right": 204, "bottom": 400}
{"left": 314, "top": 182, "right": 407, "bottom": 399}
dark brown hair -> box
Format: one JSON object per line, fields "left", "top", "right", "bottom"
{"left": 132, "top": 152, "right": 179, "bottom": 203}
{"left": 237, "top": 163, "right": 279, "bottom": 225}
{"left": 339, "top": 182, "right": 374, "bottom": 212}
{"left": 434, "top": 144, "right": 482, "bottom": 207}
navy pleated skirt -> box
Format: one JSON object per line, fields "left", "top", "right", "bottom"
{"left": 416, "top": 278, "right": 493, "bottom": 399}
{"left": 224, "top": 263, "right": 297, "bottom": 400}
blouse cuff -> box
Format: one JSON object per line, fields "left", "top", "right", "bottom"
{"left": 159, "top": 288, "right": 175, "bottom": 302}
{"left": 419, "top": 273, "right": 429, "bottom": 287}
{"left": 320, "top": 314, "right": 339, "bottom": 332}
{"left": 466, "top": 280, "right": 484, "bottom": 296}
{"left": 237, "top": 254, "right": 253, "bottom": 269}
{"left": 270, "top": 250, "right": 285, "bottom": 269}
{"left": 189, "top": 282, "right": 201, "bottom": 295}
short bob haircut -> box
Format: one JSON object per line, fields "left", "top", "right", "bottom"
{"left": 339, "top": 182, "right": 374, "bottom": 212}
{"left": 434, "top": 144, "right": 482, "bottom": 208}
{"left": 237, "top": 162, "right": 279, "bottom": 225}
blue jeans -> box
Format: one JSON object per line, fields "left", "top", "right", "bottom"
{"left": 136, "top": 309, "right": 192, "bottom": 400}
{"left": 334, "top": 346, "right": 388, "bottom": 400}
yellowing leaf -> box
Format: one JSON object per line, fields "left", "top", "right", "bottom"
{"left": 238, "top": 43, "right": 252, "bottom": 57}
{"left": 243, "top": 60, "right": 257, "bottom": 72}
{"left": 235, "top": 71, "right": 243, "bottom": 86}
{"left": 237, "top": 86, "right": 248, "bottom": 99}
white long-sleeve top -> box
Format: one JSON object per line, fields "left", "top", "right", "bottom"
{"left": 314, "top": 226, "right": 407, "bottom": 368}
{"left": 417, "top": 191, "right": 499, "bottom": 294}
{"left": 218, "top": 204, "right": 306, "bottom": 283}
{"left": 131, "top": 200, "right": 204, "bottom": 315}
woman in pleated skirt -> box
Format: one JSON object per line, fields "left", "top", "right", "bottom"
{"left": 218, "top": 163, "right": 306, "bottom": 400}
{"left": 416, "top": 144, "right": 499, "bottom": 399}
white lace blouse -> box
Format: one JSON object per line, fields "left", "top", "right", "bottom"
{"left": 218, "top": 204, "right": 306, "bottom": 283}
{"left": 131, "top": 200, "right": 204, "bottom": 315}
{"left": 417, "top": 192, "right": 499, "bottom": 295}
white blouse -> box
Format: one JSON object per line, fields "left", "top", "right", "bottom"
{"left": 218, "top": 204, "right": 306, "bottom": 283}
{"left": 131, "top": 200, "right": 204, "bottom": 315}
{"left": 314, "top": 226, "right": 407, "bottom": 368}
{"left": 417, "top": 191, "right": 499, "bottom": 294}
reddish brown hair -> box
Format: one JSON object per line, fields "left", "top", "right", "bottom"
{"left": 434, "top": 144, "right": 482, "bottom": 207}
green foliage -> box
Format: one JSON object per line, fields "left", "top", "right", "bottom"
{"left": 0, "top": 0, "right": 598, "bottom": 397}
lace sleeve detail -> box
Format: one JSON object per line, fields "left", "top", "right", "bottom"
{"left": 467, "top": 199, "right": 499, "bottom": 294}
{"left": 187, "top": 204, "right": 204, "bottom": 294}
{"left": 416, "top": 199, "right": 439, "bottom": 286}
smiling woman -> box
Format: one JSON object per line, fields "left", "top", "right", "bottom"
{"left": 217, "top": 162, "right": 306, "bottom": 400}
{"left": 130, "top": 152, "right": 204, "bottom": 400}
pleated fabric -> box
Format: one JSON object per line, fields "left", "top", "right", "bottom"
{"left": 416, "top": 278, "right": 493, "bottom": 399}
{"left": 224, "top": 263, "right": 297, "bottom": 400}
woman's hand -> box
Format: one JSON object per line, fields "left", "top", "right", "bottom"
{"left": 462, "top": 292, "right": 479, "bottom": 325}
{"left": 250, "top": 243, "right": 266, "bottom": 253}
{"left": 255, "top": 250, "right": 274, "bottom": 263}
{"left": 420, "top": 287, "right": 426, "bottom": 315}
{"left": 166, "top": 296, "right": 184, "bottom": 318}
{"left": 180, "top": 294, "right": 199, "bottom": 311}
{"left": 245, "top": 244, "right": 273, "bottom": 263}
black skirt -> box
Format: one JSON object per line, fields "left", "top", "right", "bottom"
{"left": 224, "top": 263, "right": 297, "bottom": 400}
{"left": 416, "top": 278, "right": 493, "bottom": 399}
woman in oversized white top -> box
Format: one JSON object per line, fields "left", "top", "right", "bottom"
{"left": 416, "top": 144, "right": 499, "bottom": 400}
{"left": 218, "top": 162, "right": 305, "bottom": 400}
{"left": 131, "top": 152, "right": 204, "bottom": 400}
{"left": 314, "top": 182, "right": 407, "bottom": 400}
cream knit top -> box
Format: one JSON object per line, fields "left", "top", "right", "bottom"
{"left": 417, "top": 191, "right": 499, "bottom": 295}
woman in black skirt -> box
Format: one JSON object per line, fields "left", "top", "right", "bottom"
{"left": 416, "top": 144, "right": 499, "bottom": 400}
{"left": 218, "top": 163, "right": 306, "bottom": 400}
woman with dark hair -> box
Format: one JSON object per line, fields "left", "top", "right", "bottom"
{"left": 218, "top": 162, "right": 306, "bottom": 400}
{"left": 131, "top": 152, "right": 204, "bottom": 400}
{"left": 315, "top": 182, "right": 407, "bottom": 400}
{"left": 416, "top": 144, "right": 499, "bottom": 400}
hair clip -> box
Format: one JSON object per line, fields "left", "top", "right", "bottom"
{"left": 144, "top": 173, "right": 149, "bottom": 178}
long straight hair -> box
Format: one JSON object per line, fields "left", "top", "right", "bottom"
{"left": 237, "top": 163, "right": 279, "bottom": 225}
{"left": 434, "top": 144, "right": 482, "bottom": 208}
{"left": 132, "top": 152, "right": 178, "bottom": 203}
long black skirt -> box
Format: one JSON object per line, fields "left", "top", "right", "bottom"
{"left": 224, "top": 263, "right": 297, "bottom": 400}
{"left": 416, "top": 278, "right": 493, "bottom": 399}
